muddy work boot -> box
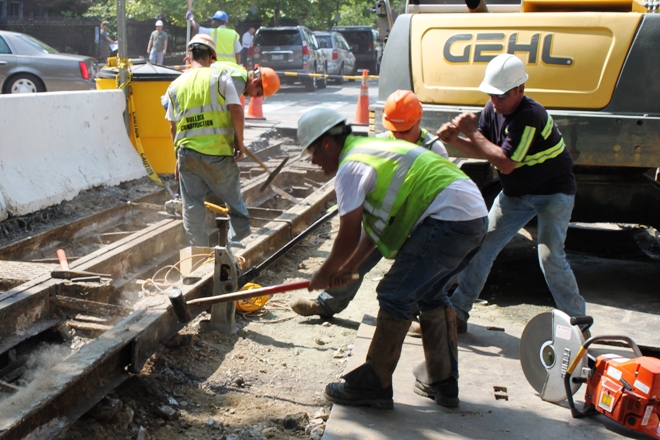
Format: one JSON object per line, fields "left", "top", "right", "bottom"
{"left": 324, "top": 309, "right": 412, "bottom": 409}
{"left": 289, "top": 297, "right": 332, "bottom": 318}
{"left": 413, "top": 306, "right": 460, "bottom": 408}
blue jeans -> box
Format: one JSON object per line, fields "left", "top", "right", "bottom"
{"left": 178, "top": 148, "right": 251, "bottom": 247}
{"left": 149, "top": 50, "right": 164, "bottom": 65}
{"left": 377, "top": 217, "right": 488, "bottom": 320}
{"left": 450, "top": 192, "right": 586, "bottom": 322}
{"left": 317, "top": 248, "right": 384, "bottom": 316}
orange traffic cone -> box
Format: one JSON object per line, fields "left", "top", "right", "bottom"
{"left": 354, "top": 69, "right": 370, "bottom": 126}
{"left": 246, "top": 96, "right": 266, "bottom": 120}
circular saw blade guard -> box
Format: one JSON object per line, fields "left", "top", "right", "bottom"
{"left": 520, "top": 310, "right": 586, "bottom": 402}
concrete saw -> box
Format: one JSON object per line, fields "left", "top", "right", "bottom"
{"left": 520, "top": 310, "right": 587, "bottom": 402}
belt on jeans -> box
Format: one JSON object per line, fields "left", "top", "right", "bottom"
{"left": 179, "top": 148, "right": 233, "bottom": 158}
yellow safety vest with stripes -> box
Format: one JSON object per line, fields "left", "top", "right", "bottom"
{"left": 167, "top": 67, "right": 234, "bottom": 156}
{"left": 211, "top": 61, "right": 248, "bottom": 95}
{"left": 509, "top": 113, "right": 566, "bottom": 168}
{"left": 210, "top": 27, "right": 239, "bottom": 62}
{"left": 339, "top": 135, "right": 469, "bottom": 258}
{"left": 382, "top": 128, "right": 433, "bottom": 149}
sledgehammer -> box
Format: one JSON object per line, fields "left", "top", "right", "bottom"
{"left": 169, "top": 274, "right": 359, "bottom": 323}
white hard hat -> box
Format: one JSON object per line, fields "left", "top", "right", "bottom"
{"left": 155, "top": 20, "right": 164, "bottom": 27}
{"left": 479, "top": 54, "right": 528, "bottom": 95}
{"left": 297, "top": 108, "right": 347, "bottom": 155}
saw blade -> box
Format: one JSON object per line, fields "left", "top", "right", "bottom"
{"left": 520, "top": 312, "right": 553, "bottom": 395}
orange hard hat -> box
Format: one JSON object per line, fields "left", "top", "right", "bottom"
{"left": 382, "top": 90, "right": 423, "bottom": 132}
{"left": 257, "top": 65, "right": 280, "bottom": 98}
{"left": 188, "top": 34, "right": 217, "bottom": 60}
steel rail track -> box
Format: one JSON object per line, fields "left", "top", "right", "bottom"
{"left": 0, "top": 155, "right": 335, "bottom": 439}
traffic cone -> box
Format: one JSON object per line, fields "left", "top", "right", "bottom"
{"left": 246, "top": 96, "right": 266, "bottom": 120}
{"left": 354, "top": 69, "right": 370, "bottom": 125}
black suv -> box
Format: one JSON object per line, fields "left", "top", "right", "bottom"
{"left": 249, "top": 26, "right": 327, "bottom": 92}
{"left": 332, "top": 26, "right": 382, "bottom": 74}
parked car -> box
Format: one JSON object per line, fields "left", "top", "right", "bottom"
{"left": 313, "top": 31, "right": 356, "bottom": 85}
{"left": 0, "top": 30, "right": 96, "bottom": 94}
{"left": 249, "top": 26, "right": 327, "bottom": 92}
{"left": 332, "top": 26, "right": 382, "bottom": 74}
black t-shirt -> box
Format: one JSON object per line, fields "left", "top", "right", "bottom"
{"left": 478, "top": 96, "right": 576, "bottom": 197}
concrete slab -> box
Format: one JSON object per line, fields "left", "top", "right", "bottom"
{"left": 324, "top": 314, "right": 655, "bottom": 440}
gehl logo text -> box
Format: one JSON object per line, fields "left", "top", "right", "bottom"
{"left": 444, "top": 33, "right": 573, "bottom": 66}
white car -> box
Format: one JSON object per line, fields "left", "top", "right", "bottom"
{"left": 0, "top": 30, "right": 96, "bottom": 94}
{"left": 313, "top": 31, "right": 356, "bottom": 85}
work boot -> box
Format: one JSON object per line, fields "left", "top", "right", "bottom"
{"left": 413, "top": 306, "right": 460, "bottom": 408}
{"left": 456, "top": 316, "right": 468, "bottom": 334}
{"left": 407, "top": 320, "right": 422, "bottom": 338}
{"left": 324, "top": 309, "right": 412, "bottom": 409}
{"left": 290, "top": 297, "right": 332, "bottom": 318}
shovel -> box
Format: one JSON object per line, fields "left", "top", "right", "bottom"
{"left": 244, "top": 148, "right": 289, "bottom": 192}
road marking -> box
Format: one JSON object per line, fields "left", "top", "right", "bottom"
{"left": 301, "top": 102, "right": 351, "bottom": 112}
{"left": 261, "top": 101, "right": 298, "bottom": 112}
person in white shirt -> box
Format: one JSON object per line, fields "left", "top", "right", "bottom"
{"left": 240, "top": 27, "right": 255, "bottom": 68}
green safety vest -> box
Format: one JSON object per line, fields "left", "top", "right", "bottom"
{"left": 210, "top": 27, "right": 239, "bottom": 62}
{"left": 167, "top": 67, "right": 234, "bottom": 156}
{"left": 339, "top": 135, "right": 469, "bottom": 258}
{"left": 212, "top": 61, "right": 247, "bottom": 95}
{"left": 382, "top": 128, "right": 433, "bottom": 149}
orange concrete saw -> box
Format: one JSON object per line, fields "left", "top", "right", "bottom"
{"left": 521, "top": 310, "right": 660, "bottom": 438}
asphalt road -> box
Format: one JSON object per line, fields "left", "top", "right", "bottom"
{"left": 256, "top": 78, "right": 379, "bottom": 127}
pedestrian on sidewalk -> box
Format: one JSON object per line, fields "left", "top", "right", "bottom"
{"left": 98, "top": 21, "right": 117, "bottom": 64}
{"left": 297, "top": 108, "right": 488, "bottom": 409}
{"left": 186, "top": 10, "right": 241, "bottom": 64}
{"left": 289, "top": 90, "right": 450, "bottom": 339}
{"left": 437, "top": 54, "right": 586, "bottom": 334}
{"left": 165, "top": 35, "right": 250, "bottom": 246}
{"left": 240, "top": 27, "right": 255, "bottom": 68}
{"left": 147, "top": 20, "right": 168, "bottom": 65}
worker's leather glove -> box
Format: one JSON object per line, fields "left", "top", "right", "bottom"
{"left": 185, "top": 11, "right": 194, "bottom": 21}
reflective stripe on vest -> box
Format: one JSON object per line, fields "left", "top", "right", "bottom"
{"left": 511, "top": 113, "right": 566, "bottom": 168}
{"left": 211, "top": 28, "right": 239, "bottom": 61}
{"left": 339, "top": 136, "right": 468, "bottom": 258}
{"left": 212, "top": 61, "right": 248, "bottom": 83}
{"left": 383, "top": 128, "right": 431, "bottom": 149}
{"left": 167, "top": 68, "right": 234, "bottom": 156}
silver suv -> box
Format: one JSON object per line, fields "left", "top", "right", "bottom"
{"left": 249, "top": 26, "right": 327, "bottom": 92}
{"left": 313, "top": 31, "right": 356, "bottom": 85}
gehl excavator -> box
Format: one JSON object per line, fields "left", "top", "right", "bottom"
{"left": 372, "top": 0, "right": 660, "bottom": 229}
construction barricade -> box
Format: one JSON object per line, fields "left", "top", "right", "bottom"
{"left": 0, "top": 90, "right": 146, "bottom": 218}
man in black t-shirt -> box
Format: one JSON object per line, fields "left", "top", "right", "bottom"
{"left": 438, "top": 54, "right": 585, "bottom": 333}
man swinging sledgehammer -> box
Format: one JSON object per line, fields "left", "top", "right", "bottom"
{"left": 297, "top": 108, "right": 488, "bottom": 409}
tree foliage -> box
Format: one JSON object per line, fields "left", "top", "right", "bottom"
{"left": 83, "top": 0, "right": 405, "bottom": 30}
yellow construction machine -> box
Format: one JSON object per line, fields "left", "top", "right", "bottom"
{"left": 373, "top": 0, "right": 660, "bottom": 228}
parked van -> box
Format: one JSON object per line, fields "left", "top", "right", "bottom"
{"left": 332, "top": 26, "right": 382, "bottom": 74}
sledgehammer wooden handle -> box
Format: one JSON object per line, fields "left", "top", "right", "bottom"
{"left": 169, "top": 274, "right": 360, "bottom": 323}
{"left": 57, "top": 249, "right": 70, "bottom": 271}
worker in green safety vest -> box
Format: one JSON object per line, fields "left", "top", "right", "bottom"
{"left": 296, "top": 108, "right": 488, "bottom": 410}
{"left": 187, "top": 10, "right": 241, "bottom": 64}
{"left": 290, "top": 90, "right": 450, "bottom": 332}
{"left": 211, "top": 60, "right": 281, "bottom": 98}
{"left": 164, "top": 34, "right": 250, "bottom": 246}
